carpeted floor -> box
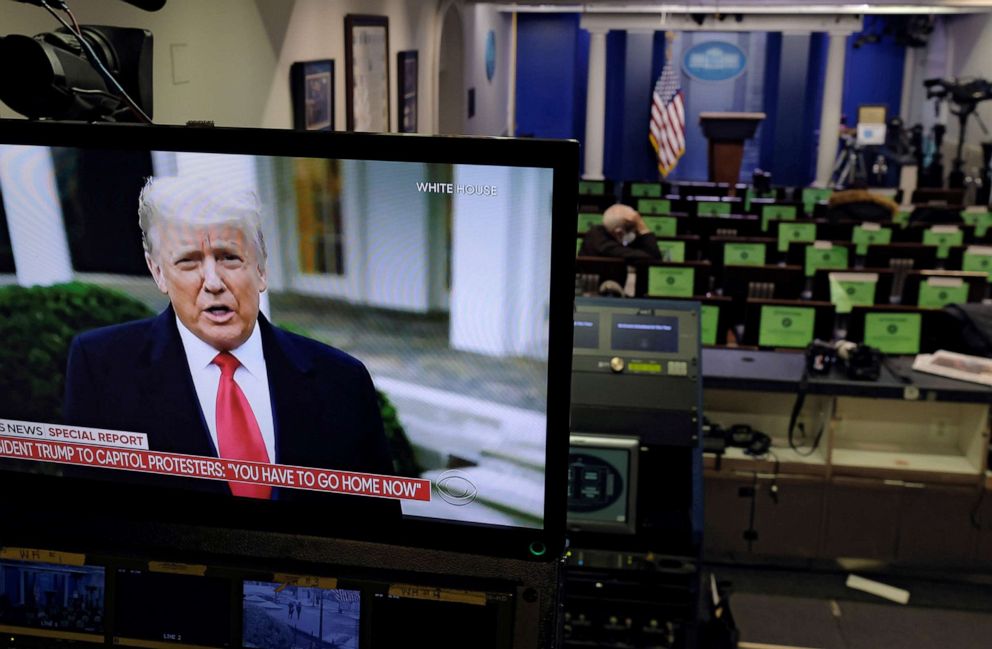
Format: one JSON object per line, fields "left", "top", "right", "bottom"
{"left": 719, "top": 566, "right": 992, "bottom": 649}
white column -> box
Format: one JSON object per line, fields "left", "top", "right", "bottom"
{"left": 899, "top": 46, "right": 915, "bottom": 122}
{"left": 449, "top": 165, "right": 552, "bottom": 360}
{"left": 815, "top": 33, "right": 848, "bottom": 185}
{"left": 583, "top": 28, "right": 608, "bottom": 180}
{"left": 506, "top": 11, "right": 518, "bottom": 137}
{"left": 0, "top": 146, "right": 73, "bottom": 286}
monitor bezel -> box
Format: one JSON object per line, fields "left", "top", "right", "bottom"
{"left": 0, "top": 119, "right": 577, "bottom": 561}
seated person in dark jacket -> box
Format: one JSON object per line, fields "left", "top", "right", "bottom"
{"left": 578, "top": 204, "right": 663, "bottom": 261}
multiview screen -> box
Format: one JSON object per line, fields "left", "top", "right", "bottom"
{"left": 0, "top": 123, "right": 571, "bottom": 553}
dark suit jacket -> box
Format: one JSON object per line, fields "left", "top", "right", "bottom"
{"left": 62, "top": 306, "right": 399, "bottom": 514}
{"left": 578, "top": 225, "right": 662, "bottom": 261}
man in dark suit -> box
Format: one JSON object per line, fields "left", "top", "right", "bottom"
{"left": 63, "top": 176, "right": 396, "bottom": 508}
{"left": 578, "top": 203, "right": 663, "bottom": 261}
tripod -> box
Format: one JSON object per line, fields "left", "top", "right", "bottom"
{"left": 830, "top": 135, "right": 868, "bottom": 188}
{"left": 924, "top": 77, "right": 992, "bottom": 189}
{"left": 948, "top": 101, "right": 990, "bottom": 189}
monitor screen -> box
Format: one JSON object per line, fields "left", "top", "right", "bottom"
{"left": 610, "top": 315, "right": 680, "bottom": 353}
{"left": 114, "top": 568, "right": 231, "bottom": 648}
{"left": 567, "top": 435, "right": 638, "bottom": 534}
{"left": 0, "top": 121, "right": 576, "bottom": 559}
{"left": 573, "top": 314, "right": 601, "bottom": 350}
{"left": 0, "top": 558, "right": 105, "bottom": 643}
{"left": 243, "top": 580, "right": 360, "bottom": 649}
{"left": 367, "top": 587, "right": 512, "bottom": 649}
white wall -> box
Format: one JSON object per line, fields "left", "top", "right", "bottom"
{"left": 257, "top": 0, "right": 439, "bottom": 133}
{"left": 0, "top": 0, "right": 440, "bottom": 131}
{"left": 461, "top": 4, "right": 511, "bottom": 136}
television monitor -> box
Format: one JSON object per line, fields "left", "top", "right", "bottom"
{"left": 0, "top": 120, "right": 576, "bottom": 560}
{"left": 0, "top": 558, "right": 105, "bottom": 644}
{"left": 567, "top": 434, "right": 639, "bottom": 534}
{"left": 114, "top": 568, "right": 232, "bottom": 648}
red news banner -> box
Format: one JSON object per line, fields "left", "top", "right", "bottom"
{"left": 0, "top": 419, "right": 430, "bottom": 501}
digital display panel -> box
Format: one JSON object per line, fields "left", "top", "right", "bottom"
{"left": 610, "top": 315, "right": 679, "bottom": 353}
{"left": 573, "top": 314, "right": 600, "bottom": 349}
{"left": 0, "top": 122, "right": 575, "bottom": 558}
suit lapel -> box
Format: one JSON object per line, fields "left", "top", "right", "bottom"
{"left": 258, "top": 316, "right": 319, "bottom": 469}
{"left": 137, "top": 307, "right": 217, "bottom": 458}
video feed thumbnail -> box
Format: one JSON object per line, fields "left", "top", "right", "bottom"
{"left": 0, "top": 560, "right": 105, "bottom": 641}
{"left": 243, "top": 580, "right": 360, "bottom": 649}
{"left": 114, "top": 568, "right": 231, "bottom": 648}
{"left": 367, "top": 587, "right": 511, "bottom": 649}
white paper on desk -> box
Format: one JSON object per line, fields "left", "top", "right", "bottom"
{"left": 912, "top": 350, "right": 992, "bottom": 387}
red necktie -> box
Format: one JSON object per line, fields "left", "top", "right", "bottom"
{"left": 213, "top": 352, "right": 271, "bottom": 499}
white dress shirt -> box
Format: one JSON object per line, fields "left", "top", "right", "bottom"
{"left": 175, "top": 317, "right": 276, "bottom": 463}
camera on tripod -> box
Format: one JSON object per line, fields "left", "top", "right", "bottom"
{"left": 923, "top": 76, "right": 992, "bottom": 189}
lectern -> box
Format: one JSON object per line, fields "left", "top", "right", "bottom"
{"left": 699, "top": 112, "right": 765, "bottom": 185}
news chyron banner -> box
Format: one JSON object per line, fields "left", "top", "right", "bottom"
{"left": 0, "top": 419, "right": 430, "bottom": 501}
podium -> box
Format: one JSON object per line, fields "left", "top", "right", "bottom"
{"left": 699, "top": 112, "right": 765, "bottom": 185}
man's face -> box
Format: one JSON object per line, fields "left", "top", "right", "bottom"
{"left": 146, "top": 220, "right": 266, "bottom": 352}
{"left": 611, "top": 213, "right": 638, "bottom": 245}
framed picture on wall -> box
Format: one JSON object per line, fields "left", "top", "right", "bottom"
{"left": 397, "top": 50, "right": 418, "bottom": 133}
{"left": 290, "top": 60, "right": 335, "bottom": 131}
{"left": 345, "top": 14, "right": 390, "bottom": 132}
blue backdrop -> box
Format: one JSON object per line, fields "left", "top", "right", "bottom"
{"left": 515, "top": 14, "right": 906, "bottom": 187}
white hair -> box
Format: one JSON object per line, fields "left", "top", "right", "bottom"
{"left": 602, "top": 203, "right": 637, "bottom": 232}
{"left": 137, "top": 175, "right": 267, "bottom": 269}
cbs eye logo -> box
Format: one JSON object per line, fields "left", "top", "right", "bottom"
{"left": 434, "top": 470, "right": 478, "bottom": 506}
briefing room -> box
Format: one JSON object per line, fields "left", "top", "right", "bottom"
{"left": 0, "top": 1, "right": 990, "bottom": 649}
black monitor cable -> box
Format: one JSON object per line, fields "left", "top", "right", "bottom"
{"left": 38, "top": 0, "right": 154, "bottom": 124}
{"left": 787, "top": 369, "right": 826, "bottom": 457}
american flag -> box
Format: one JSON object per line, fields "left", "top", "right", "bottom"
{"left": 649, "top": 59, "right": 686, "bottom": 177}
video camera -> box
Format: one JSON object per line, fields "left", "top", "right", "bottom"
{"left": 924, "top": 77, "right": 992, "bottom": 111}
{"left": 922, "top": 77, "right": 992, "bottom": 188}
{"left": 0, "top": 0, "right": 163, "bottom": 122}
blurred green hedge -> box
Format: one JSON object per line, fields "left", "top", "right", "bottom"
{"left": 0, "top": 282, "right": 154, "bottom": 422}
